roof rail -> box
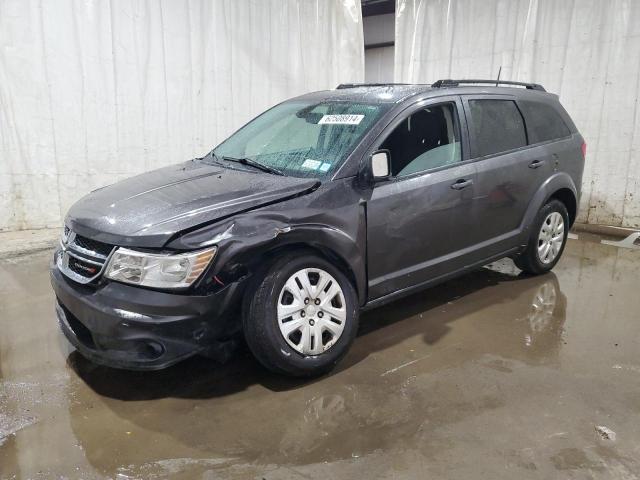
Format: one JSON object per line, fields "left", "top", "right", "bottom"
{"left": 431, "top": 79, "right": 546, "bottom": 92}
{"left": 336, "top": 83, "right": 410, "bottom": 89}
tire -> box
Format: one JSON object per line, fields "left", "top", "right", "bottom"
{"left": 243, "top": 253, "right": 359, "bottom": 377}
{"left": 515, "top": 199, "right": 569, "bottom": 275}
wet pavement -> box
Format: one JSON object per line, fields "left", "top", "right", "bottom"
{"left": 1, "top": 236, "right": 639, "bottom": 479}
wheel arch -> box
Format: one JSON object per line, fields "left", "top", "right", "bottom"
{"left": 248, "top": 240, "right": 365, "bottom": 305}
{"left": 520, "top": 172, "right": 578, "bottom": 242}
{"left": 547, "top": 187, "right": 577, "bottom": 227}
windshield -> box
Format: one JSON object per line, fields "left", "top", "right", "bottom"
{"left": 210, "top": 100, "right": 387, "bottom": 178}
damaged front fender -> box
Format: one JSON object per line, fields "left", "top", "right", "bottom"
{"left": 166, "top": 180, "right": 369, "bottom": 305}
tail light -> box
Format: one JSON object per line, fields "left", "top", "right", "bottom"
{"left": 581, "top": 141, "right": 587, "bottom": 159}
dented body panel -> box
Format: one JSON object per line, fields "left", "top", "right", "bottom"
{"left": 168, "top": 178, "right": 370, "bottom": 305}
{"left": 66, "top": 161, "right": 319, "bottom": 248}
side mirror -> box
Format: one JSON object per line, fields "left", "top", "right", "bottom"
{"left": 371, "top": 150, "right": 390, "bottom": 179}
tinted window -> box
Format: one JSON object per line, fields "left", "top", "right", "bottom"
{"left": 519, "top": 100, "right": 571, "bottom": 143}
{"left": 469, "top": 100, "right": 527, "bottom": 157}
{"left": 381, "top": 103, "right": 462, "bottom": 176}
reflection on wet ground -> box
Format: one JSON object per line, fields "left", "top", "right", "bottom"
{"left": 1, "top": 237, "right": 639, "bottom": 479}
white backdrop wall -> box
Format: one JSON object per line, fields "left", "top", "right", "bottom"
{"left": 395, "top": 0, "right": 640, "bottom": 229}
{"left": 363, "top": 13, "right": 395, "bottom": 83}
{"left": 0, "top": 0, "right": 364, "bottom": 232}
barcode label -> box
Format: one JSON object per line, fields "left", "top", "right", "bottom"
{"left": 318, "top": 114, "right": 364, "bottom": 125}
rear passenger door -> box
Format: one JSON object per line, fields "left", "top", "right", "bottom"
{"left": 462, "top": 95, "right": 554, "bottom": 257}
{"left": 517, "top": 98, "right": 574, "bottom": 178}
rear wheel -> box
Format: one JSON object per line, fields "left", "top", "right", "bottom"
{"left": 243, "top": 253, "right": 359, "bottom": 377}
{"left": 515, "top": 199, "right": 569, "bottom": 275}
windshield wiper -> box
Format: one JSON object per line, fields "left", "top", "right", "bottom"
{"left": 209, "top": 151, "right": 224, "bottom": 165}
{"left": 221, "top": 156, "right": 285, "bottom": 176}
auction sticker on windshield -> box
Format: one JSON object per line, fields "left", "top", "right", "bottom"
{"left": 302, "top": 159, "right": 321, "bottom": 170}
{"left": 318, "top": 114, "right": 364, "bottom": 125}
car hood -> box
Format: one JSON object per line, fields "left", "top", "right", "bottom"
{"left": 66, "top": 161, "right": 319, "bottom": 248}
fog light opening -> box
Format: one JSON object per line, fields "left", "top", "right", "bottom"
{"left": 138, "top": 341, "right": 165, "bottom": 360}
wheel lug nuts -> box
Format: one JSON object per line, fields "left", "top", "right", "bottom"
{"left": 309, "top": 319, "right": 315, "bottom": 326}
{"left": 304, "top": 298, "right": 309, "bottom": 304}
{"left": 300, "top": 311, "right": 305, "bottom": 317}
{"left": 314, "top": 298, "right": 320, "bottom": 305}
{"left": 318, "top": 311, "right": 324, "bottom": 318}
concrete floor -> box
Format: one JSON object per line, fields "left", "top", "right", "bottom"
{"left": 1, "top": 236, "right": 639, "bottom": 479}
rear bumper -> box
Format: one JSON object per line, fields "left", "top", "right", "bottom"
{"left": 50, "top": 260, "right": 242, "bottom": 370}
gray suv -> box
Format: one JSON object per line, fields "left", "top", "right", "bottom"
{"left": 50, "top": 79, "right": 585, "bottom": 377}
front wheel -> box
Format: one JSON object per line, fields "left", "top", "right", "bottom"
{"left": 515, "top": 199, "right": 569, "bottom": 275}
{"left": 243, "top": 253, "right": 359, "bottom": 377}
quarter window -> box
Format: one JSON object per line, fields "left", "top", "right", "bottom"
{"left": 469, "top": 99, "right": 527, "bottom": 157}
{"left": 380, "top": 103, "right": 462, "bottom": 177}
{"left": 519, "top": 100, "right": 571, "bottom": 143}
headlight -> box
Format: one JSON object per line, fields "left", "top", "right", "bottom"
{"left": 104, "top": 247, "right": 217, "bottom": 289}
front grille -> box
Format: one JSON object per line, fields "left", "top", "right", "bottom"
{"left": 58, "top": 230, "right": 116, "bottom": 284}
{"left": 74, "top": 234, "right": 114, "bottom": 257}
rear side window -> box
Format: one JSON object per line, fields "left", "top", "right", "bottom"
{"left": 469, "top": 99, "right": 527, "bottom": 157}
{"left": 519, "top": 100, "right": 571, "bottom": 143}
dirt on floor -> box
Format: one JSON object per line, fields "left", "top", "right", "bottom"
{"left": 1, "top": 236, "right": 639, "bottom": 479}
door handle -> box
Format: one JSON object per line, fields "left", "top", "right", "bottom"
{"left": 450, "top": 178, "right": 473, "bottom": 190}
{"left": 528, "top": 159, "right": 545, "bottom": 169}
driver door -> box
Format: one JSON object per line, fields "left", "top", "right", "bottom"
{"left": 366, "top": 96, "right": 478, "bottom": 300}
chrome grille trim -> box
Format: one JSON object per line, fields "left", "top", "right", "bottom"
{"left": 57, "top": 231, "right": 116, "bottom": 284}
{"left": 68, "top": 241, "right": 109, "bottom": 260}
{"left": 65, "top": 249, "right": 105, "bottom": 266}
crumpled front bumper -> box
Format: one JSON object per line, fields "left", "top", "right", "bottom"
{"left": 50, "top": 260, "right": 242, "bottom": 370}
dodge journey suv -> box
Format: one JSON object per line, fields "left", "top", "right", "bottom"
{"left": 51, "top": 79, "right": 585, "bottom": 377}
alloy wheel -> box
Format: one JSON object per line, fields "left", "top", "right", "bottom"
{"left": 537, "top": 212, "right": 565, "bottom": 264}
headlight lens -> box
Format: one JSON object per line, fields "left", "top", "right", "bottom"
{"left": 104, "top": 247, "right": 217, "bottom": 289}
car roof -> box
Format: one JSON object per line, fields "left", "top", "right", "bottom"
{"left": 294, "top": 84, "right": 431, "bottom": 104}
{"left": 293, "top": 81, "right": 556, "bottom": 106}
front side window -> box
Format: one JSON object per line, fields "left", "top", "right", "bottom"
{"left": 381, "top": 102, "right": 462, "bottom": 177}
{"left": 211, "top": 100, "right": 387, "bottom": 178}
{"left": 469, "top": 99, "right": 527, "bottom": 157}
{"left": 519, "top": 100, "right": 571, "bottom": 143}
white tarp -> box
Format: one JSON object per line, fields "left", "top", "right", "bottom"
{"left": 0, "top": 0, "right": 364, "bottom": 232}
{"left": 395, "top": 0, "right": 640, "bottom": 229}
